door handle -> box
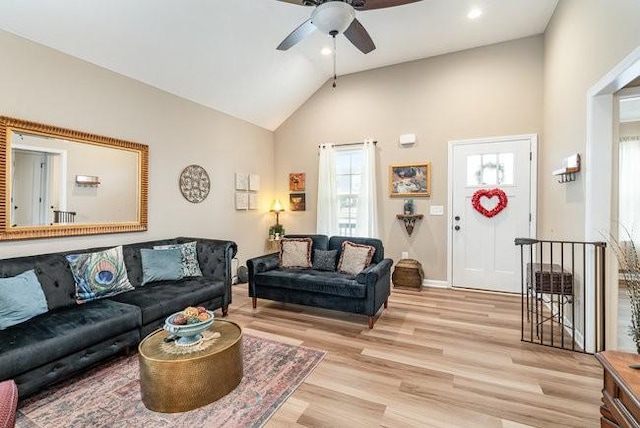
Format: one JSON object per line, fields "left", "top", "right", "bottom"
{"left": 454, "top": 216, "right": 460, "bottom": 221}
{"left": 454, "top": 225, "right": 460, "bottom": 231}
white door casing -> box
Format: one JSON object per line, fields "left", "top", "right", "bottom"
{"left": 448, "top": 134, "right": 537, "bottom": 292}
{"left": 585, "top": 46, "right": 640, "bottom": 352}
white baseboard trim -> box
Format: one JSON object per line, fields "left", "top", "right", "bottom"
{"left": 422, "top": 279, "right": 450, "bottom": 288}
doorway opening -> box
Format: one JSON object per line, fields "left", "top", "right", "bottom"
{"left": 10, "top": 142, "right": 67, "bottom": 227}
{"left": 585, "top": 46, "right": 640, "bottom": 352}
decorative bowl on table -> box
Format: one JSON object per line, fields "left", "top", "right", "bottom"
{"left": 163, "top": 307, "right": 215, "bottom": 347}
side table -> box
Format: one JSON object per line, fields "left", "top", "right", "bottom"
{"left": 138, "top": 319, "right": 243, "bottom": 413}
{"left": 596, "top": 350, "right": 640, "bottom": 426}
{"left": 266, "top": 238, "right": 281, "bottom": 253}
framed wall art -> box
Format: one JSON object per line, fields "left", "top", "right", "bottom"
{"left": 249, "top": 174, "right": 260, "bottom": 191}
{"left": 235, "top": 173, "right": 249, "bottom": 191}
{"left": 289, "top": 193, "right": 306, "bottom": 211}
{"left": 235, "top": 192, "right": 248, "bottom": 210}
{"left": 248, "top": 193, "right": 259, "bottom": 210}
{"left": 289, "top": 173, "right": 305, "bottom": 191}
{"left": 389, "top": 163, "right": 431, "bottom": 197}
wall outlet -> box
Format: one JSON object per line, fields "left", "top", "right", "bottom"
{"left": 401, "top": 251, "right": 409, "bottom": 259}
{"left": 430, "top": 205, "right": 444, "bottom": 216}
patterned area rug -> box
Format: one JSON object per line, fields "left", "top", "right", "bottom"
{"left": 16, "top": 334, "right": 325, "bottom": 428}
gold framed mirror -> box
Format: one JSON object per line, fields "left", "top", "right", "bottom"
{"left": 0, "top": 116, "right": 148, "bottom": 240}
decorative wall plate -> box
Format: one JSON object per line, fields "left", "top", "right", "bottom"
{"left": 179, "top": 165, "right": 210, "bottom": 203}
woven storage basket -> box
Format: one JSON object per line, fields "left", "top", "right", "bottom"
{"left": 526, "top": 263, "right": 573, "bottom": 294}
{"left": 392, "top": 259, "right": 424, "bottom": 290}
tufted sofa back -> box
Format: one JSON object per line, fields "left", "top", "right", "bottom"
{"left": 281, "top": 234, "right": 385, "bottom": 265}
{"left": 284, "top": 234, "right": 329, "bottom": 252}
{"left": 0, "top": 238, "right": 237, "bottom": 312}
{"left": 328, "top": 236, "right": 385, "bottom": 264}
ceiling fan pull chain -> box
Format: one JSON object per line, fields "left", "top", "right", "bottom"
{"left": 332, "top": 33, "right": 337, "bottom": 88}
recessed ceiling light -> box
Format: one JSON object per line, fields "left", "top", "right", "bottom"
{"left": 321, "top": 47, "right": 332, "bottom": 56}
{"left": 467, "top": 8, "right": 483, "bottom": 20}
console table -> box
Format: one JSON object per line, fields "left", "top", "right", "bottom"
{"left": 596, "top": 350, "right": 640, "bottom": 427}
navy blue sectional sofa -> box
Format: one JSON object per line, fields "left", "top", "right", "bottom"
{"left": 0, "top": 237, "right": 236, "bottom": 397}
{"left": 247, "top": 235, "right": 392, "bottom": 328}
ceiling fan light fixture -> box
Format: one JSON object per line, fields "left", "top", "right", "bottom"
{"left": 311, "top": 1, "right": 355, "bottom": 35}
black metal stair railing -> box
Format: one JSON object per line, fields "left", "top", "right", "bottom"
{"left": 514, "top": 238, "right": 606, "bottom": 353}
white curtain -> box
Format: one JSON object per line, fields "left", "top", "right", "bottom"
{"left": 619, "top": 137, "right": 640, "bottom": 243}
{"left": 317, "top": 144, "right": 339, "bottom": 236}
{"left": 355, "top": 139, "right": 379, "bottom": 238}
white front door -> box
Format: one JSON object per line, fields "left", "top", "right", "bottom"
{"left": 450, "top": 135, "right": 536, "bottom": 293}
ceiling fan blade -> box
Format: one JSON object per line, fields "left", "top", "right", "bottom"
{"left": 356, "top": 0, "right": 422, "bottom": 10}
{"left": 276, "top": 0, "right": 316, "bottom": 6}
{"left": 277, "top": 19, "right": 316, "bottom": 51}
{"left": 343, "top": 18, "right": 375, "bottom": 54}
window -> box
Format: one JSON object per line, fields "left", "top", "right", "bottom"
{"left": 466, "top": 153, "right": 514, "bottom": 186}
{"left": 317, "top": 141, "right": 378, "bottom": 238}
{"left": 335, "top": 149, "right": 363, "bottom": 236}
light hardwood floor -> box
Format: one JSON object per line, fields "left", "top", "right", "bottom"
{"left": 226, "top": 284, "right": 603, "bottom": 427}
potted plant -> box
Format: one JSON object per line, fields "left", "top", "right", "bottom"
{"left": 269, "top": 224, "right": 285, "bottom": 239}
{"left": 610, "top": 227, "right": 640, "bottom": 352}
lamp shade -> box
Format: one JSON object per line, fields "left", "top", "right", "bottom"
{"left": 271, "top": 199, "right": 283, "bottom": 213}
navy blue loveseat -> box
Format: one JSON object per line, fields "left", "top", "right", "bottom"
{"left": 0, "top": 237, "right": 236, "bottom": 397}
{"left": 247, "top": 235, "right": 392, "bottom": 328}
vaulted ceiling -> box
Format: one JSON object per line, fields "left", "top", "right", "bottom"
{"left": 0, "top": 0, "right": 558, "bottom": 130}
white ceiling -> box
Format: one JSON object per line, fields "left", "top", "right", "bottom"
{"left": 0, "top": 0, "right": 558, "bottom": 131}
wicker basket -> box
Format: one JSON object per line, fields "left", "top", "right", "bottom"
{"left": 526, "top": 263, "right": 573, "bottom": 295}
{"left": 392, "top": 259, "right": 424, "bottom": 290}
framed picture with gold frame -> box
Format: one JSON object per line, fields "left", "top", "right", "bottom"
{"left": 389, "top": 162, "right": 431, "bottom": 197}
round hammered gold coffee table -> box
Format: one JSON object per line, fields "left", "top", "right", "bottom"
{"left": 138, "top": 319, "right": 243, "bottom": 413}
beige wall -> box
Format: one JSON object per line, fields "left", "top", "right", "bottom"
{"left": 275, "top": 36, "right": 544, "bottom": 281}
{"left": 0, "top": 30, "right": 275, "bottom": 265}
{"left": 542, "top": 0, "right": 640, "bottom": 241}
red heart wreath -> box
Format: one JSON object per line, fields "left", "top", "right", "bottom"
{"left": 472, "top": 188, "right": 508, "bottom": 218}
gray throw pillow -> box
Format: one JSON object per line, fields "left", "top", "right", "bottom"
{"left": 140, "top": 248, "right": 184, "bottom": 285}
{"left": 313, "top": 249, "right": 338, "bottom": 271}
{"left": 153, "top": 241, "right": 203, "bottom": 278}
{"left": 0, "top": 269, "right": 48, "bottom": 330}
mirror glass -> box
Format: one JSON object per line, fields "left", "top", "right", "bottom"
{"left": 0, "top": 116, "right": 148, "bottom": 240}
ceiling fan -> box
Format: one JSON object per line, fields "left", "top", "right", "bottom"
{"left": 276, "top": 0, "right": 422, "bottom": 54}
